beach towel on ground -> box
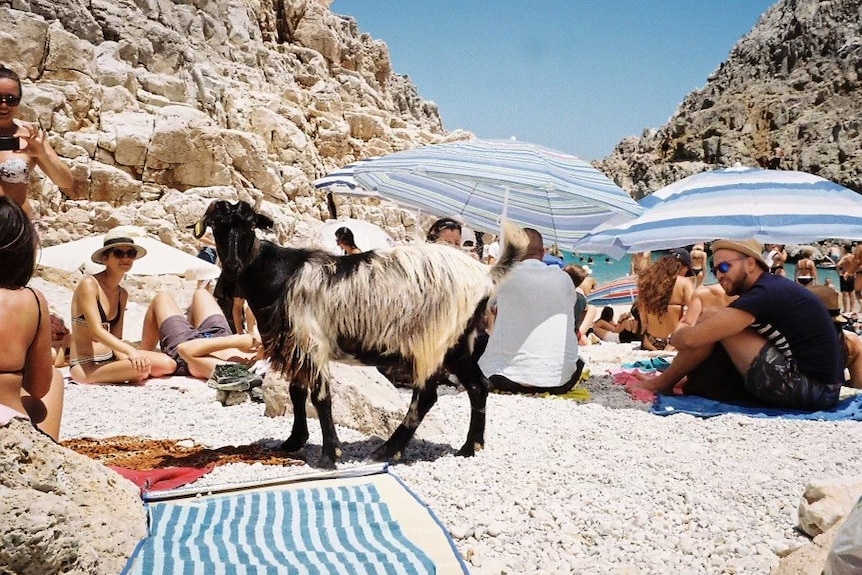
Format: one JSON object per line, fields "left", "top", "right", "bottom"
{"left": 652, "top": 393, "right": 862, "bottom": 420}
{"left": 110, "top": 465, "right": 214, "bottom": 493}
{"left": 122, "top": 467, "right": 468, "bottom": 575}
{"left": 621, "top": 356, "right": 672, "bottom": 372}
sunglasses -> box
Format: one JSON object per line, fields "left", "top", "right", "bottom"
{"left": 710, "top": 256, "right": 747, "bottom": 277}
{"left": 0, "top": 95, "right": 21, "bottom": 106}
{"left": 111, "top": 248, "right": 138, "bottom": 259}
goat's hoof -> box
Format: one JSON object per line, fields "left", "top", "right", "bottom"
{"left": 279, "top": 435, "right": 308, "bottom": 453}
{"left": 315, "top": 456, "right": 337, "bottom": 470}
{"left": 455, "top": 442, "right": 483, "bottom": 457}
{"left": 368, "top": 445, "right": 399, "bottom": 463}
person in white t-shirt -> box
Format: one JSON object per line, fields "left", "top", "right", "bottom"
{"left": 478, "top": 228, "right": 583, "bottom": 394}
{"left": 484, "top": 235, "right": 500, "bottom": 264}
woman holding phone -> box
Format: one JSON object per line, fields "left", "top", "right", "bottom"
{"left": 0, "top": 65, "right": 72, "bottom": 215}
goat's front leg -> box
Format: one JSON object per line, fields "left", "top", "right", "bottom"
{"left": 279, "top": 379, "right": 310, "bottom": 453}
{"left": 370, "top": 377, "right": 439, "bottom": 462}
{"left": 309, "top": 374, "right": 341, "bottom": 469}
{"left": 450, "top": 359, "right": 489, "bottom": 457}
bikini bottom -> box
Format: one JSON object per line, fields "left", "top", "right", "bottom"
{"left": 642, "top": 332, "right": 668, "bottom": 351}
{"left": 69, "top": 350, "right": 116, "bottom": 367}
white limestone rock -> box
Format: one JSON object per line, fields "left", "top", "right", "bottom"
{"left": 263, "top": 362, "right": 446, "bottom": 439}
{"left": 798, "top": 477, "right": 862, "bottom": 537}
{"left": 0, "top": 419, "right": 146, "bottom": 575}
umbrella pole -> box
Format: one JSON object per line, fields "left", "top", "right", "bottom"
{"left": 500, "top": 186, "right": 510, "bottom": 244}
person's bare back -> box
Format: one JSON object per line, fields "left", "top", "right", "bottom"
{"left": 681, "top": 284, "right": 737, "bottom": 328}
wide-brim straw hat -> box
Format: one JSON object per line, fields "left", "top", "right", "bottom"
{"left": 711, "top": 239, "right": 768, "bottom": 271}
{"left": 90, "top": 227, "right": 148, "bottom": 263}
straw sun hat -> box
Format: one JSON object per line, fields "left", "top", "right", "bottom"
{"left": 90, "top": 227, "right": 148, "bottom": 264}
{"left": 710, "top": 239, "right": 768, "bottom": 271}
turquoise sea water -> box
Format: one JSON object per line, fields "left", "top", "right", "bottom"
{"left": 564, "top": 251, "right": 841, "bottom": 288}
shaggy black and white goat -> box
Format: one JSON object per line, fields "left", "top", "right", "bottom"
{"left": 194, "top": 200, "right": 528, "bottom": 468}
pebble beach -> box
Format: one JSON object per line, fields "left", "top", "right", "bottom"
{"left": 55, "top": 312, "right": 862, "bottom": 575}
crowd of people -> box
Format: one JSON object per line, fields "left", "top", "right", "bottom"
{"left": 3, "top": 56, "right": 862, "bottom": 447}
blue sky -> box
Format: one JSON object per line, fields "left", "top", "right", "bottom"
{"left": 333, "top": 1, "right": 776, "bottom": 161}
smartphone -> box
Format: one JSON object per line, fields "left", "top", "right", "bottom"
{"left": 0, "top": 136, "right": 20, "bottom": 151}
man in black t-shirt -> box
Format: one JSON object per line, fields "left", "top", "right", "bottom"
{"left": 632, "top": 239, "right": 843, "bottom": 410}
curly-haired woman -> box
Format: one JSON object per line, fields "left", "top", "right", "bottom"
{"left": 637, "top": 252, "right": 693, "bottom": 351}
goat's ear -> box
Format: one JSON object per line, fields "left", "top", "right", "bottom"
{"left": 256, "top": 213, "right": 274, "bottom": 230}
{"left": 191, "top": 220, "right": 208, "bottom": 238}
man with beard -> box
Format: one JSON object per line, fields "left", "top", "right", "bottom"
{"left": 632, "top": 239, "right": 844, "bottom": 410}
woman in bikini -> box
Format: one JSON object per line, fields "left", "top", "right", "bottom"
{"left": 586, "top": 306, "right": 642, "bottom": 344}
{"left": 637, "top": 254, "right": 693, "bottom": 351}
{"left": 0, "top": 197, "right": 64, "bottom": 440}
{"left": 69, "top": 228, "right": 177, "bottom": 384}
{"left": 794, "top": 248, "right": 818, "bottom": 286}
{"left": 690, "top": 243, "right": 707, "bottom": 288}
{"left": 0, "top": 66, "right": 72, "bottom": 216}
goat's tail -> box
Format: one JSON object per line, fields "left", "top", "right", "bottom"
{"left": 489, "top": 220, "right": 529, "bottom": 284}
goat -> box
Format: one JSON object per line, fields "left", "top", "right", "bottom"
{"left": 193, "top": 200, "right": 528, "bottom": 468}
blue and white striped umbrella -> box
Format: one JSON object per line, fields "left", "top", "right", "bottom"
{"left": 573, "top": 165, "right": 862, "bottom": 255}
{"left": 351, "top": 139, "right": 643, "bottom": 250}
{"left": 314, "top": 158, "right": 380, "bottom": 197}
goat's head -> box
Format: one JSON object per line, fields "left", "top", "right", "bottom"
{"left": 192, "top": 200, "right": 273, "bottom": 279}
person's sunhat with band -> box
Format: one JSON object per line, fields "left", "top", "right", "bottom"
{"left": 90, "top": 227, "right": 148, "bottom": 263}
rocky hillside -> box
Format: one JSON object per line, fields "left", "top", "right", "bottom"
{"left": 7, "top": 0, "right": 861, "bottom": 247}
{"left": 598, "top": 0, "right": 862, "bottom": 200}
{"left": 2, "top": 0, "right": 467, "bottom": 249}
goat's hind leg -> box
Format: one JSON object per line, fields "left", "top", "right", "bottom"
{"left": 370, "top": 376, "right": 440, "bottom": 462}
{"left": 279, "top": 379, "right": 310, "bottom": 453}
{"left": 450, "top": 359, "right": 489, "bottom": 457}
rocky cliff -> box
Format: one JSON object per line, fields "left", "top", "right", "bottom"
{"left": 7, "top": 0, "right": 861, "bottom": 245}
{"left": 2, "top": 0, "right": 466, "bottom": 249}
{"left": 598, "top": 0, "right": 862, "bottom": 200}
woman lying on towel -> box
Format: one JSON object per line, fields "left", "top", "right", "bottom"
{"left": 0, "top": 197, "right": 63, "bottom": 440}
{"left": 68, "top": 228, "right": 176, "bottom": 384}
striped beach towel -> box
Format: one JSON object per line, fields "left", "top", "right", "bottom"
{"left": 124, "top": 482, "right": 437, "bottom": 575}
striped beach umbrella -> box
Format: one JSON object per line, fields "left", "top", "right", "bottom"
{"left": 573, "top": 166, "right": 862, "bottom": 255}
{"left": 315, "top": 158, "right": 381, "bottom": 219}
{"left": 352, "top": 139, "right": 643, "bottom": 251}
{"left": 313, "top": 158, "right": 381, "bottom": 198}
{"left": 587, "top": 276, "right": 639, "bottom": 306}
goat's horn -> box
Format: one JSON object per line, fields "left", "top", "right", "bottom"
{"left": 191, "top": 221, "right": 207, "bottom": 238}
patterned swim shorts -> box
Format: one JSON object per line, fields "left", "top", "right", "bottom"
{"left": 745, "top": 343, "right": 841, "bottom": 411}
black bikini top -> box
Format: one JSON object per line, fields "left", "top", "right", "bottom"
{"left": 0, "top": 286, "right": 41, "bottom": 376}
{"left": 72, "top": 286, "right": 121, "bottom": 329}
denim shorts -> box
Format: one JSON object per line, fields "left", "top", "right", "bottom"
{"left": 745, "top": 343, "right": 841, "bottom": 411}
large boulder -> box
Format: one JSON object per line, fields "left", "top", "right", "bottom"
{"left": 263, "top": 362, "right": 446, "bottom": 439}
{"left": 0, "top": 419, "right": 146, "bottom": 575}
{"left": 798, "top": 477, "right": 862, "bottom": 537}
{"left": 770, "top": 477, "right": 862, "bottom": 575}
